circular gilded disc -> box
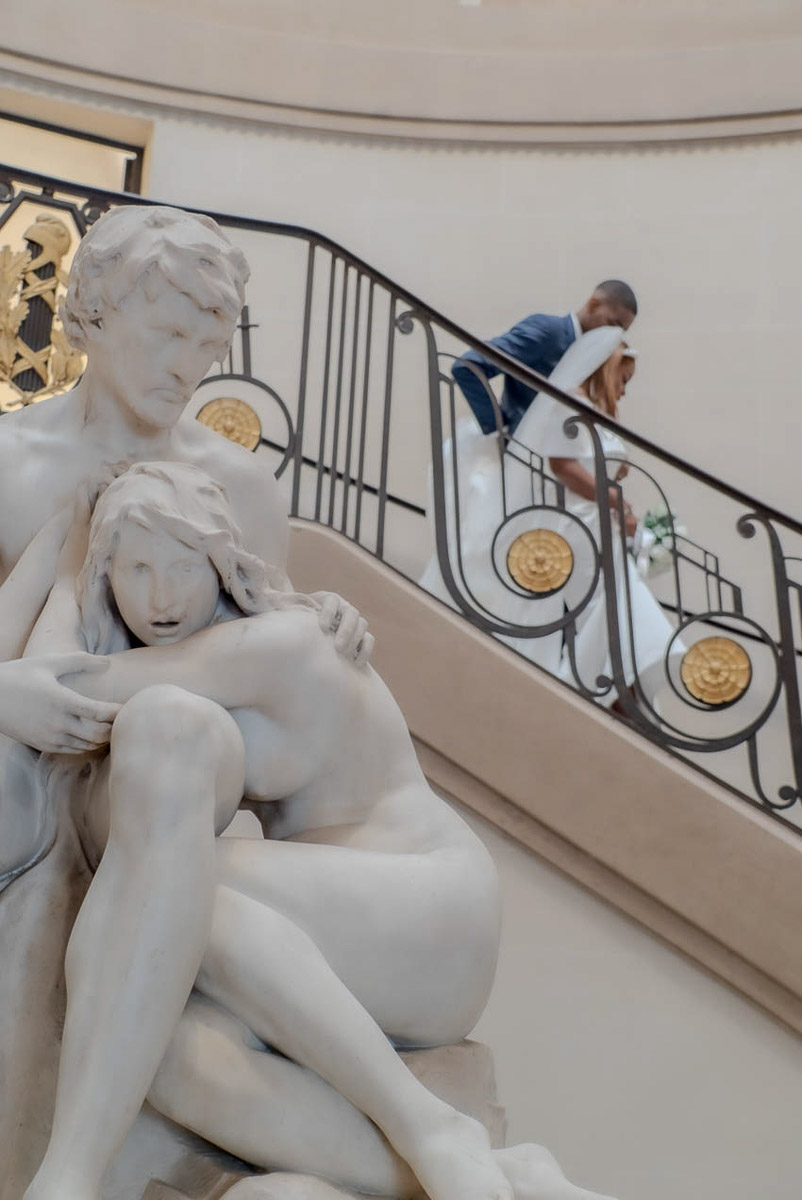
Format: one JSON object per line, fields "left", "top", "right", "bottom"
{"left": 196, "top": 396, "right": 262, "bottom": 451}
{"left": 507, "top": 528, "right": 573, "bottom": 594}
{"left": 680, "top": 636, "right": 752, "bottom": 706}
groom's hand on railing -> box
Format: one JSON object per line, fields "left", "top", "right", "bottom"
{"left": 0, "top": 654, "right": 120, "bottom": 754}
{"left": 313, "top": 592, "right": 374, "bottom": 667}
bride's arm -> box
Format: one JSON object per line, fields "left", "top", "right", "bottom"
{"left": 549, "top": 457, "right": 637, "bottom": 536}
{"left": 58, "top": 609, "right": 339, "bottom": 715}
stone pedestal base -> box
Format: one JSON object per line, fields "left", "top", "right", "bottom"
{"left": 106, "top": 1041, "right": 506, "bottom": 1200}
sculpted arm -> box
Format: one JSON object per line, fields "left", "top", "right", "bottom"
{"left": 23, "top": 491, "right": 93, "bottom": 657}
{"left": 61, "top": 612, "right": 333, "bottom": 714}
{"left": 219, "top": 454, "right": 373, "bottom": 664}
{"left": 0, "top": 492, "right": 119, "bottom": 751}
{"left": 0, "top": 506, "right": 73, "bottom": 662}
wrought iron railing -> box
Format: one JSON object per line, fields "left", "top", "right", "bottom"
{"left": 2, "top": 162, "right": 802, "bottom": 831}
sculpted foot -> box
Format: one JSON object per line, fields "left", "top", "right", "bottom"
{"left": 495, "top": 1144, "right": 618, "bottom": 1200}
{"left": 401, "top": 1109, "right": 513, "bottom": 1200}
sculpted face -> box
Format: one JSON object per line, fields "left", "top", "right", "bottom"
{"left": 109, "top": 521, "right": 220, "bottom": 646}
{"left": 87, "top": 272, "right": 236, "bottom": 432}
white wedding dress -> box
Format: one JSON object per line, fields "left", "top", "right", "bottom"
{"left": 513, "top": 388, "right": 683, "bottom": 704}
{"left": 420, "top": 327, "right": 683, "bottom": 705}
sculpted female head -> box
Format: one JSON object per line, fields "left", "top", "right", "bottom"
{"left": 77, "top": 462, "right": 273, "bottom": 654}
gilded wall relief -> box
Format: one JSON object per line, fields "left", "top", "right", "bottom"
{"left": 0, "top": 213, "right": 85, "bottom": 411}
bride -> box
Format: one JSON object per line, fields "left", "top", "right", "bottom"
{"left": 421, "top": 327, "right": 681, "bottom": 708}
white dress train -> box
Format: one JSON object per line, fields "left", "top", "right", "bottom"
{"left": 512, "top": 390, "right": 683, "bottom": 705}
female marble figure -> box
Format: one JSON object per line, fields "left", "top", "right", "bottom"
{"left": 22, "top": 463, "right": 616, "bottom": 1200}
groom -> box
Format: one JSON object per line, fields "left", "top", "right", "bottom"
{"left": 453, "top": 280, "right": 638, "bottom": 435}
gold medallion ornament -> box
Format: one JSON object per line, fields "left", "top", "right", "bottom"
{"left": 196, "top": 396, "right": 262, "bottom": 451}
{"left": 680, "top": 636, "right": 752, "bottom": 706}
{"left": 507, "top": 528, "right": 573, "bottom": 594}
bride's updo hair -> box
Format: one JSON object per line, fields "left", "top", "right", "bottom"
{"left": 584, "top": 342, "right": 634, "bottom": 419}
{"left": 77, "top": 461, "right": 313, "bottom": 655}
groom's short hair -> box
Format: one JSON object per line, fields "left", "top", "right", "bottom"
{"left": 62, "top": 205, "right": 249, "bottom": 353}
{"left": 595, "top": 279, "right": 638, "bottom": 317}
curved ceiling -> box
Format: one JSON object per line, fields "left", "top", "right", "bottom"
{"left": 4, "top": 0, "right": 802, "bottom": 138}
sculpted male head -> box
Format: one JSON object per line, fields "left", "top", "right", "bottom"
{"left": 62, "top": 205, "right": 249, "bottom": 352}
{"left": 62, "top": 207, "right": 250, "bottom": 429}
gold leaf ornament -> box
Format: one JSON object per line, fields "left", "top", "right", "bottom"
{"left": 0, "top": 216, "right": 85, "bottom": 408}
{"left": 0, "top": 247, "right": 30, "bottom": 381}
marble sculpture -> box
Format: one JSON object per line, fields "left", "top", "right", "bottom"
{"left": 0, "top": 205, "right": 618, "bottom": 1200}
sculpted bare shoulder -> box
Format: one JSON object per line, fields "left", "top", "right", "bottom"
{"left": 174, "top": 418, "right": 289, "bottom": 564}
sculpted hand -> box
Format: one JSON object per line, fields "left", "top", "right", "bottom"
{"left": 314, "top": 592, "right": 374, "bottom": 667}
{"left": 0, "top": 653, "right": 119, "bottom": 754}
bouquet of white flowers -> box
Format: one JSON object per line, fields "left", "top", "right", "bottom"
{"left": 631, "top": 507, "right": 685, "bottom": 579}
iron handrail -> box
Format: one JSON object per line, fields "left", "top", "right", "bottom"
{"left": 2, "top": 159, "right": 800, "bottom": 538}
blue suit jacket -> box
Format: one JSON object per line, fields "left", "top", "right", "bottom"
{"left": 452, "top": 312, "right": 577, "bottom": 434}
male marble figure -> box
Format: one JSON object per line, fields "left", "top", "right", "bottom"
{"left": 0, "top": 207, "right": 283, "bottom": 777}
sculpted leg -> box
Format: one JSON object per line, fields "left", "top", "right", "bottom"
{"left": 25, "top": 686, "right": 244, "bottom": 1200}
{"left": 150, "top": 994, "right": 419, "bottom": 1198}
{"left": 190, "top": 885, "right": 513, "bottom": 1200}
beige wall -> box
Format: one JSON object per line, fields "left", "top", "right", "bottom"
{"left": 139, "top": 111, "right": 802, "bottom": 527}
{"left": 2, "top": 64, "right": 801, "bottom": 522}
{"left": 469, "top": 808, "right": 802, "bottom": 1200}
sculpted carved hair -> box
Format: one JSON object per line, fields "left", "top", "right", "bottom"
{"left": 62, "top": 206, "right": 250, "bottom": 354}
{"left": 77, "top": 462, "right": 313, "bottom": 655}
